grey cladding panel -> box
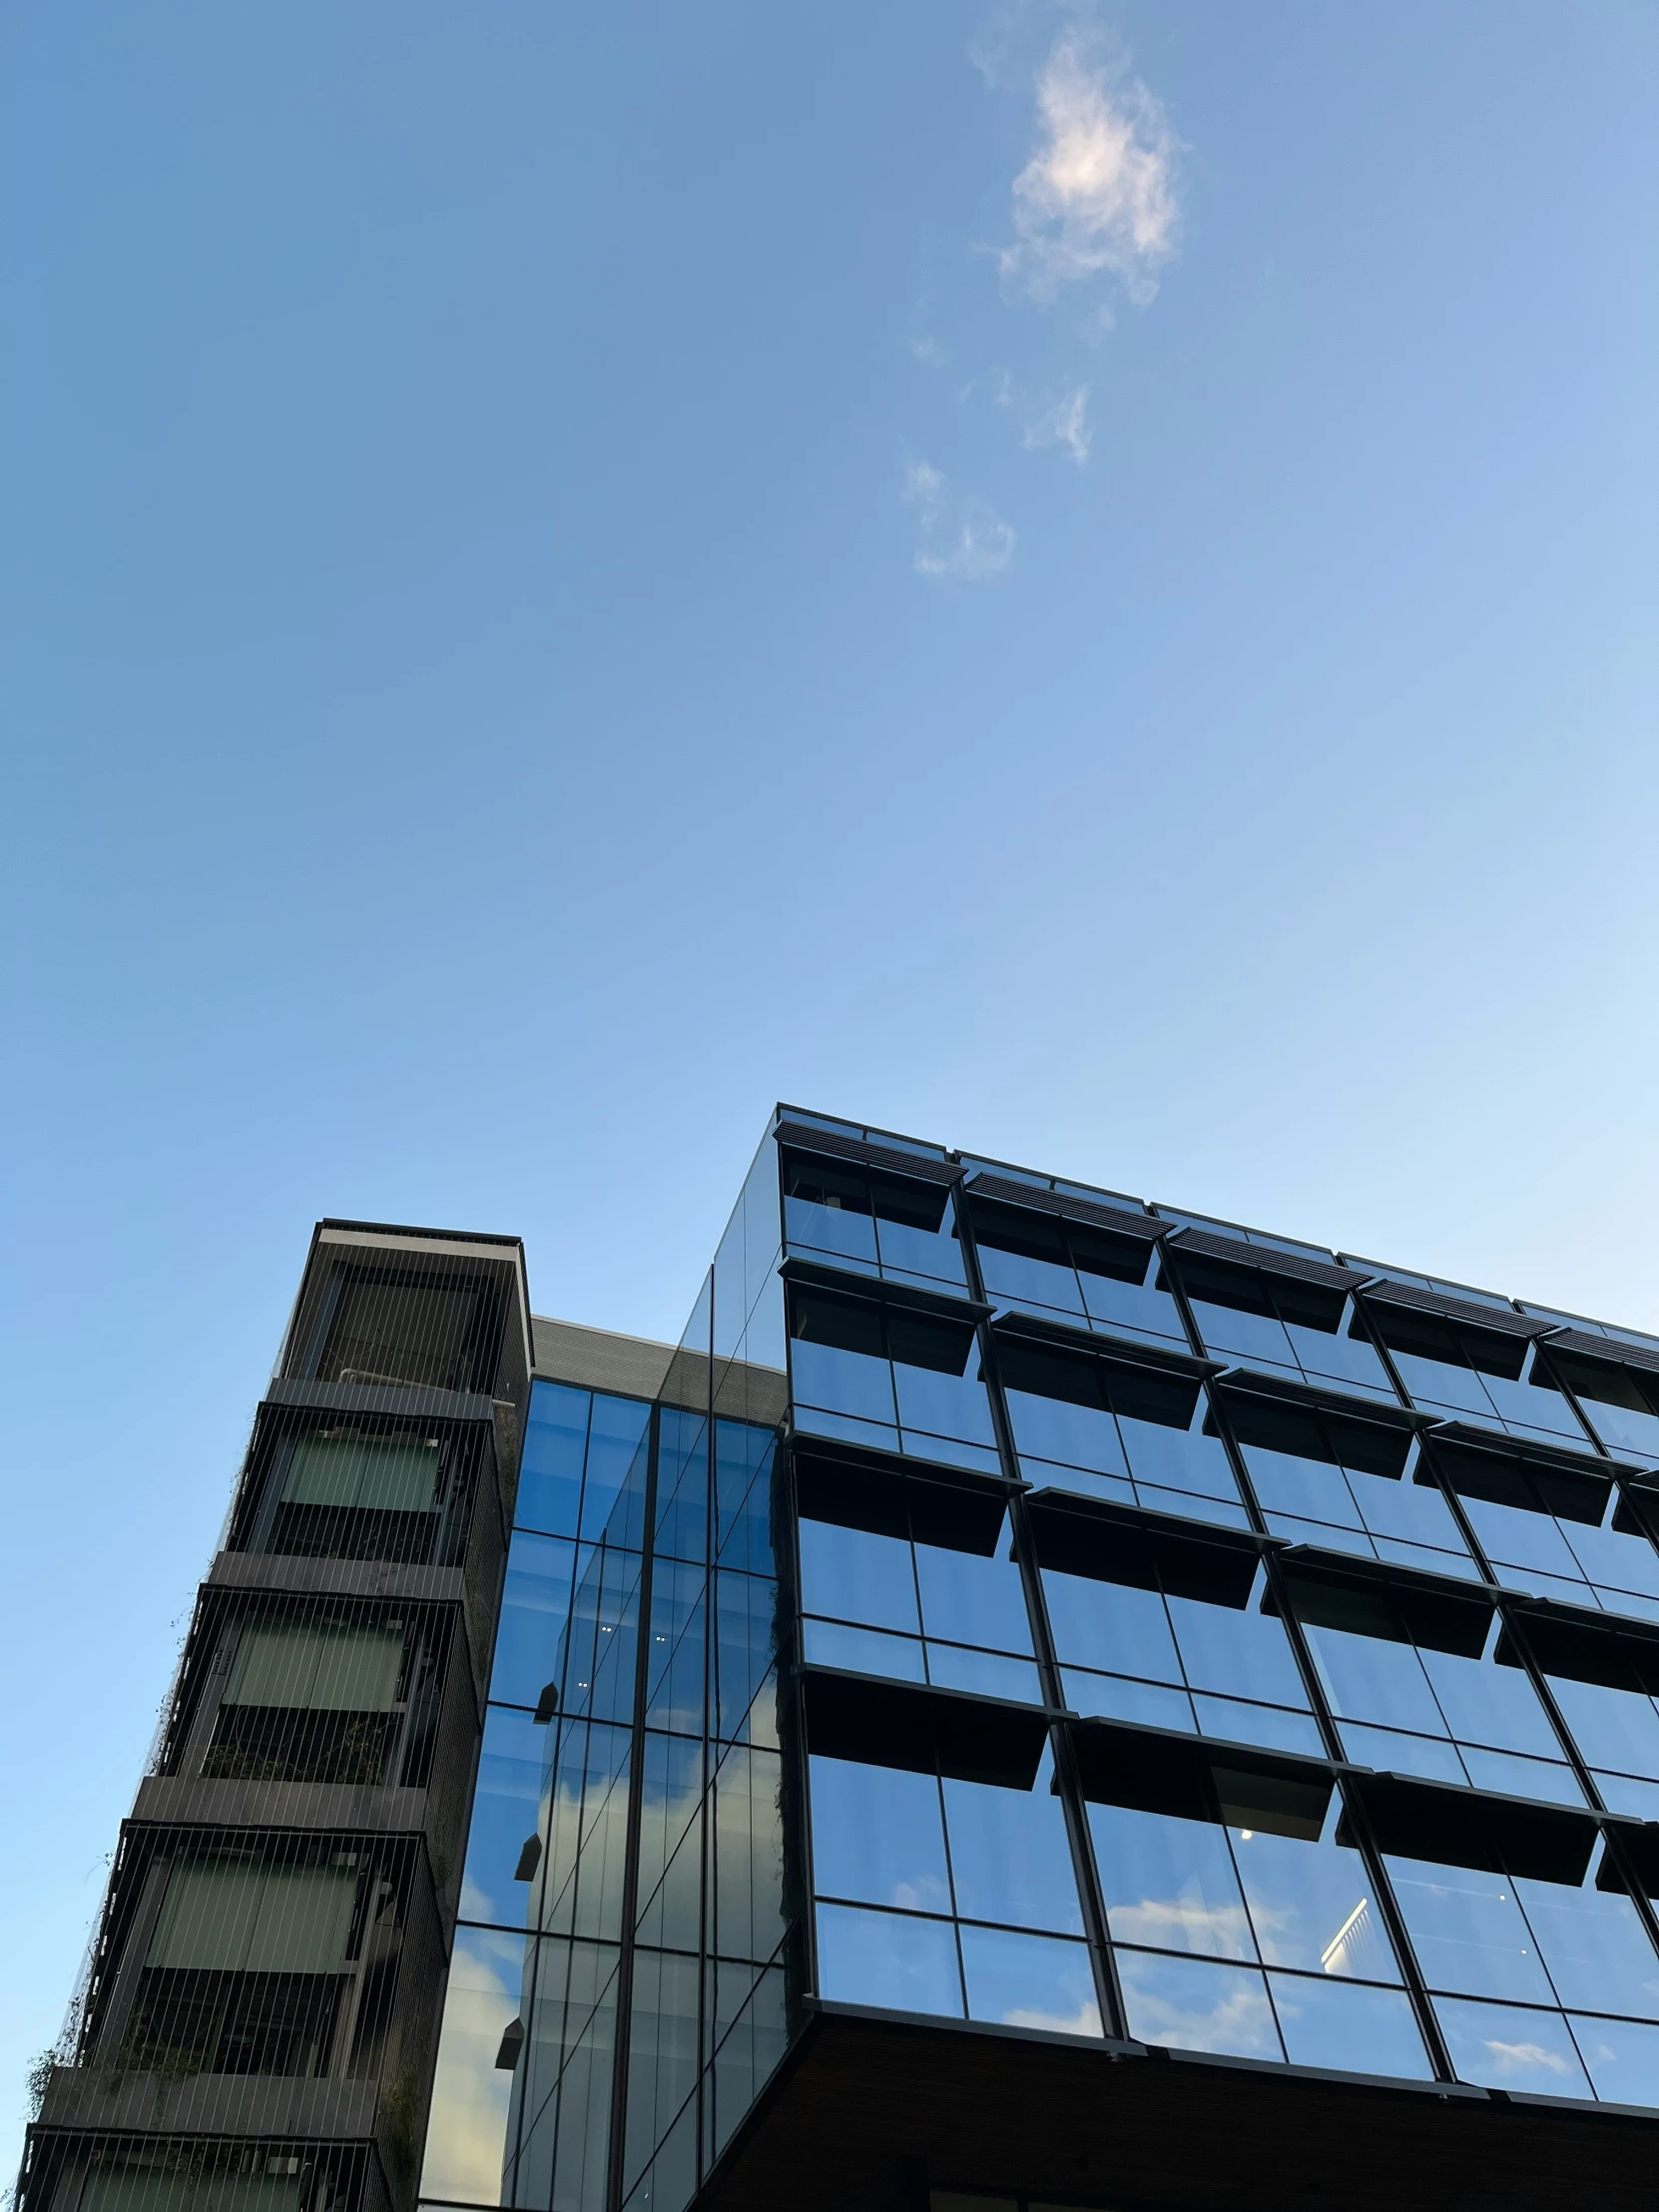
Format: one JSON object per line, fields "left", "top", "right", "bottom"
{"left": 531, "top": 1316, "right": 675, "bottom": 1398}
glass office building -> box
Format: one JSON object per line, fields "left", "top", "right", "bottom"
{"left": 24, "top": 1113, "right": 1659, "bottom": 2212}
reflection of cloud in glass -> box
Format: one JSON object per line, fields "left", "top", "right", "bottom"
{"left": 891, "top": 1877, "right": 951, "bottom": 1912}
{"left": 1003, "top": 1999, "right": 1104, "bottom": 2036}
{"left": 419, "top": 1937, "right": 519, "bottom": 2206}
{"left": 1119, "top": 1956, "right": 1279, "bottom": 2057}
{"left": 1108, "top": 1897, "right": 1256, "bottom": 1955}
{"left": 1484, "top": 2037, "right": 1574, "bottom": 2078}
{"left": 459, "top": 1873, "right": 495, "bottom": 1923}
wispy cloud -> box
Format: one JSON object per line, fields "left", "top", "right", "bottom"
{"left": 904, "top": 461, "right": 1015, "bottom": 582}
{"left": 987, "top": 371, "right": 1092, "bottom": 465}
{"left": 999, "top": 29, "right": 1180, "bottom": 307}
{"left": 1022, "top": 381, "right": 1091, "bottom": 463}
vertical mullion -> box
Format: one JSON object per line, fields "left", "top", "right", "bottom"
{"left": 695, "top": 1326, "right": 715, "bottom": 2185}
{"left": 1253, "top": 1541, "right": 1456, "bottom": 2081}
{"left": 604, "top": 1393, "right": 665, "bottom": 2212}
{"left": 952, "top": 1176, "right": 1127, "bottom": 2043}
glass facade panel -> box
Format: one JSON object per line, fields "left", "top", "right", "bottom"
{"left": 492, "top": 1535, "right": 586, "bottom": 1710}
{"left": 1084, "top": 1742, "right": 1423, "bottom": 2076}
{"left": 1115, "top": 1950, "right": 1283, "bottom": 2059}
{"left": 1175, "top": 1254, "right": 1394, "bottom": 1402}
{"left": 790, "top": 1285, "right": 1000, "bottom": 1473}
{"left": 1002, "top": 1340, "right": 1248, "bottom": 1527}
{"left": 968, "top": 1196, "right": 1184, "bottom": 1355}
{"left": 783, "top": 1152, "right": 968, "bottom": 1295}
{"left": 1367, "top": 1307, "right": 1592, "bottom": 1447}
{"left": 1039, "top": 1530, "right": 1317, "bottom": 1757}
{"left": 808, "top": 1757, "right": 952, "bottom": 1915}
{"left": 814, "top": 1904, "right": 963, "bottom": 2016}
{"left": 410, "top": 1109, "right": 1659, "bottom": 2208}
{"left": 957, "top": 1927, "right": 1101, "bottom": 2035}
{"left": 1551, "top": 1355, "right": 1659, "bottom": 1465}
{"left": 1291, "top": 1571, "right": 1581, "bottom": 1804}
{"left": 1228, "top": 1392, "right": 1473, "bottom": 1578}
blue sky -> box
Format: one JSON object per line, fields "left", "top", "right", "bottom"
{"left": 1, "top": 0, "right": 1656, "bottom": 2161}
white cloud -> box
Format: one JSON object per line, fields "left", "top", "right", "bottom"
{"left": 904, "top": 460, "right": 1015, "bottom": 582}
{"left": 1000, "top": 30, "right": 1179, "bottom": 307}
{"left": 1002, "top": 1999, "right": 1104, "bottom": 2037}
{"left": 1483, "top": 2038, "right": 1577, "bottom": 2079}
{"left": 1021, "top": 381, "right": 1091, "bottom": 464}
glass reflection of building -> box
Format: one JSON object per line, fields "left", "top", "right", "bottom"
{"left": 29, "top": 1114, "right": 1659, "bottom": 2212}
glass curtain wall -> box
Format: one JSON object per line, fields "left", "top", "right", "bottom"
{"left": 776, "top": 1108, "right": 1659, "bottom": 2119}
{"left": 420, "top": 1126, "right": 790, "bottom": 2212}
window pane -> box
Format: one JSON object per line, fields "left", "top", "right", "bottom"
{"left": 958, "top": 1926, "right": 1101, "bottom": 2034}
{"left": 517, "top": 1384, "right": 591, "bottom": 1537}
{"left": 941, "top": 1768, "right": 1082, "bottom": 1934}
{"left": 1460, "top": 1496, "right": 1583, "bottom": 1582}
{"left": 283, "top": 1432, "right": 439, "bottom": 1512}
{"left": 1568, "top": 1514, "right": 1659, "bottom": 1603}
{"left": 809, "top": 1756, "right": 950, "bottom": 1913}
{"left": 1455, "top": 1748, "right": 1585, "bottom": 1806}
{"left": 1336, "top": 1721, "right": 1466, "bottom": 1786}
{"left": 1515, "top": 1872, "right": 1659, "bottom": 2018}
{"left": 226, "top": 1620, "right": 403, "bottom": 1711}
{"left": 1417, "top": 1648, "right": 1563, "bottom": 1760}
{"left": 798, "top": 1519, "right": 918, "bottom": 1633}
{"left": 1120, "top": 1415, "right": 1239, "bottom": 1503}
{"left": 516, "top": 1937, "right": 620, "bottom": 2212}
{"left": 893, "top": 1362, "right": 998, "bottom": 1450}
{"left": 914, "top": 1542, "right": 1032, "bottom": 1655}
{"left": 1243, "top": 1443, "right": 1365, "bottom": 1530}
{"left": 786, "top": 1192, "right": 878, "bottom": 1268}
{"left": 1042, "top": 1569, "right": 1181, "bottom": 1684}
{"left": 1165, "top": 1587, "right": 1311, "bottom": 1711}
{"left": 419, "top": 1926, "right": 529, "bottom": 2204}
{"left": 1571, "top": 2013, "right": 1659, "bottom": 2107}
{"left": 462, "top": 1704, "right": 546, "bottom": 1930}
{"left": 1191, "top": 1698, "right": 1327, "bottom": 1759}
{"left": 1005, "top": 1389, "right": 1126, "bottom": 1478}
{"left": 1189, "top": 1302, "right": 1296, "bottom": 1372}
{"left": 1546, "top": 1674, "right": 1659, "bottom": 1779}
{"left": 1384, "top": 1858, "right": 1555, "bottom": 2003}
{"left": 803, "top": 1619, "right": 925, "bottom": 1682}
{"left": 1089, "top": 1802, "right": 1254, "bottom": 1959}
{"left": 1390, "top": 1352, "right": 1493, "bottom": 1420}
{"left": 791, "top": 1340, "right": 895, "bottom": 1426}
{"left": 1353, "top": 1470, "right": 1467, "bottom": 1554}
{"left": 1229, "top": 1823, "right": 1399, "bottom": 1980}
{"left": 980, "top": 1247, "right": 1084, "bottom": 1318}
{"left": 580, "top": 1395, "right": 652, "bottom": 1542}
{"left": 1064, "top": 1672, "right": 1195, "bottom": 1731}
{"left": 492, "top": 1534, "right": 582, "bottom": 1707}
{"left": 1115, "top": 1950, "right": 1282, "bottom": 2059}
{"left": 1266, "top": 1972, "right": 1430, "bottom": 2078}
{"left": 1301, "top": 1622, "right": 1446, "bottom": 1740}
{"left": 924, "top": 1644, "right": 1042, "bottom": 1704}
{"left": 1078, "top": 1270, "right": 1185, "bottom": 1347}
{"left": 1433, "top": 1996, "right": 1591, "bottom": 2096}
{"left": 1287, "top": 1322, "right": 1394, "bottom": 1397}
{"left": 814, "top": 1903, "right": 962, "bottom": 2017}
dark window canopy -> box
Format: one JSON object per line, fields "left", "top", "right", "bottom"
{"left": 775, "top": 1120, "right": 962, "bottom": 1188}
{"left": 802, "top": 1667, "right": 1050, "bottom": 1788}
